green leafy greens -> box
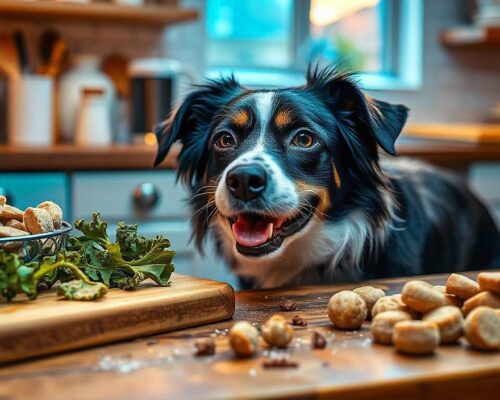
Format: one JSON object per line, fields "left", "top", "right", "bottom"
{"left": 0, "top": 213, "right": 175, "bottom": 302}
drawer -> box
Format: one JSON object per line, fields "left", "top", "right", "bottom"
{"left": 72, "top": 171, "right": 189, "bottom": 221}
{"left": 469, "top": 163, "right": 500, "bottom": 202}
{"left": 0, "top": 173, "right": 69, "bottom": 218}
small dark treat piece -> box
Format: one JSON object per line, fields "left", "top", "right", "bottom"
{"left": 262, "top": 358, "right": 299, "bottom": 369}
{"left": 279, "top": 300, "right": 298, "bottom": 311}
{"left": 145, "top": 337, "right": 159, "bottom": 346}
{"left": 194, "top": 338, "right": 215, "bottom": 356}
{"left": 312, "top": 330, "right": 327, "bottom": 349}
{"left": 291, "top": 315, "right": 307, "bottom": 327}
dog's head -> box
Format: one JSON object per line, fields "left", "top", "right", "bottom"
{"left": 155, "top": 65, "right": 408, "bottom": 264}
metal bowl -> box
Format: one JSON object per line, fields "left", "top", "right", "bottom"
{"left": 0, "top": 221, "right": 73, "bottom": 262}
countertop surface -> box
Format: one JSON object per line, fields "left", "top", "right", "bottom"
{"left": 0, "top": 271, "right": 499, "bottom": 400}
{"left": 1, "top": 138, "right": 500, "bottom": 172}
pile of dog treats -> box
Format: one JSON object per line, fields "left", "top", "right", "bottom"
{"left": 195, "top": 271, "right": 499, "bottom": 363}
{"left": 0, "top": 195, "right": 63, "bottom": 239}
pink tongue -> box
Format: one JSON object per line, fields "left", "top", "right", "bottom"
{"left": 232, "top": 214, "right": 273, "bottom": 247}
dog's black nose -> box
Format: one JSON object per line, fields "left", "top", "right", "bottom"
{"left": 226, "top": 164, "right": 267, "bottom": 201}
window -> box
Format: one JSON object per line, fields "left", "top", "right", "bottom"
{"left": 206, "top": 0, "right": 422, "bottom": 90}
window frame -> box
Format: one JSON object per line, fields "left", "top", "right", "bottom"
{"left": 205, "top": 0, "right": 423, "bottom": 91}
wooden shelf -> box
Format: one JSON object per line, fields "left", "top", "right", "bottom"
{"left": 2, "top": 139, "right": 500, "bottom": 171}
{"left": 0, "top": 0, "right": 198, "bottom": 26}
{"left": 441, "top": 25, "right": 500, "bottom": 49}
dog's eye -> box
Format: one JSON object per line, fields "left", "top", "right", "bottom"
{"left": 291, "top": 131, "right": 315, "bottom": 148}
{"left": 214, "top": 132, "right": 236, "bottom": 149}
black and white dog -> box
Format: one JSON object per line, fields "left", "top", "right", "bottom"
{"left": 155, "top": 65, "right": 500, "bottom": 289}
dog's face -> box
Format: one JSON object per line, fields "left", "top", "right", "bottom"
{"left": 155, "top": 66, "right": 408, "bottom": 266}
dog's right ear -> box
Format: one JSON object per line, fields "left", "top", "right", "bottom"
{"left": 154, "top": 76, "right": 243, "bottom": 188}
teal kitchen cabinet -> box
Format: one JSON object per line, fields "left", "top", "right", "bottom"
{"left": 0, "top": 173, "right": 69, "bottom": 218}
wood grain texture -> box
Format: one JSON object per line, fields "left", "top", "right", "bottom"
{"left": 1, "top": 138, "right": 500, "bottom": 172}
{"left": 0, "top": 271, "right": 498, "bottom": 400}
{"left": 0, "top": 273, "right": 235, "bottom": 364}
{"left": 0, "top": 1, "right": 198, "bottom": 26}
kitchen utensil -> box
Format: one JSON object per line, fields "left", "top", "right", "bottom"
{"left": 0, "top": 34, "right": 20, "bottom": 79}
{"left": 38, "top": 30, "right": 68, "bottom": 77}
{"left": 102, "top": 54, "right": 130, "bottom": 97}
{"left": 75, "top": 87, "right": 113, "bottom": 146}
{"left": 0, "top": 273, "right": 235, "bottom": 364}
{"left": 59, "top": 54, "right": 115, "bottom": 142}
{"left": 12, "top": 30, "right": 30, "bottom": 74}
{"left": 128, "top": 58, "right": 196, "bottom": 138}
{"left": 8, "top": 75, "right": 54, "bottom": 146}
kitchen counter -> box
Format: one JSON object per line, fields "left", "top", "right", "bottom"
{"left": 1, "top": 139, "right": 500, "bottom": 172}
{"left": 1, "top": 272, "right": 499, "bottom": 400}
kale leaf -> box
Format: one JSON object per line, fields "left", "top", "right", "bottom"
{"left": 0, "top": 213, "right": 176, "bottom": 302}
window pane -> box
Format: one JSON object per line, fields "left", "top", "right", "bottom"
{"left": 307, "top": 0, "right": 385, "bottom": 73}
{"left": 206, "top": 0, "right": 294, "bottom": 69}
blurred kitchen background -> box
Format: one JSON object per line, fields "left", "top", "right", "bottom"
{"left": 0, "top": 0, "right": 499, "bottom": 285}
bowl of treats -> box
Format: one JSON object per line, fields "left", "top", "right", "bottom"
{"left": 0, "top": 195, "right": 72, "bottom": 261}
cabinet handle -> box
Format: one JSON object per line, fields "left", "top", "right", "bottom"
{"left": 132, "top": 183, "right": 160, "bottom": 211}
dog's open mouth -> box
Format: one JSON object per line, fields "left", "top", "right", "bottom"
{"left": 227, "top": 198, "right": 318, "bottom": 256}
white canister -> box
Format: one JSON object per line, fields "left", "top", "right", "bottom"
{"left": 8, "top": 75, "right": 54, "bottom": 146}
{"left": 75, "top": 88, "right": 112, "bottom": 146}
{"left": 59, "top": 55, "right": 115, "bottom": 143}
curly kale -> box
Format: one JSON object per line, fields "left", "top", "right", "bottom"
{"left": 0, "top": 213, "right": 175, "bottom": 302}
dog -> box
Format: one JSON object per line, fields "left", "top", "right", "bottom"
{"left": 154, "top": 65, "right": 500, "bottom": 289}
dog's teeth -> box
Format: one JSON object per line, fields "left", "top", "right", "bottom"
{"left": 267, "top": 223, "right": 273, "bottom": 239}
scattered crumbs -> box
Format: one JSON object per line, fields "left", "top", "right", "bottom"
{"left": 248, "top": 368, "right": 257, "bottom": 377}
{"left": 97, "top": 355, "right": 143, "bottom": 374}
{"left": 194, "top": 338, "right": 216, "bottom": 357}
{"left": 279, "top": 300, "right": 298, "bottom": 311}
{"left": 291, "top": 315, "right": 307, "bottom": 327}
{"left": 312, "top": 330, "right": 327, "bottom": 349}
{"left": 262, "top": 358, "right": 299, "bottom": 369}
{"left": 145, "top": 338, "right": 159, "bottom": 346}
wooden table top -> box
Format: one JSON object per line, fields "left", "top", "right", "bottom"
{"left": 1, "top": 138, "right": 500, "bottom": 172}
{"left": 0, "top": 272, "right": 499, "bottom": 400}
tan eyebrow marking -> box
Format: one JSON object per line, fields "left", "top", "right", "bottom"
{"left": 332, "top": 164, "right": 342, "bottom": 189}
{"left": 274, "top": 109, "right": 293, "bottom": 128}
{"left": 231, "top": 109, "right": 250, "bottom": 127}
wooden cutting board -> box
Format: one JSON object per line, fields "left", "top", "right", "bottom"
{"left": 0, "top": 273, "right": 235, "bottom": 364}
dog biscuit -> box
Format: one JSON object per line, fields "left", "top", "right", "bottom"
{"left": 478, "top": 272, "right": 500, "bottom": 294}
{"left": 0, "top": 204, "right": 24, "bottom": 222}
{"left": 446, "top": 273, "right": 480, "bottom": 300}
{"left": 229, "top": 321, "right": 260, "bottom": 357}
{"left": 23, "top": 207, "right": 54, "bottom": 234}
{"left": 462, "top": 291, "right": 500, "bottom": 316}
{"left": 262, "top": 314, "right": 294, "bottom": 348}
{"left": 444, "top": 293, "right": 463, "bottom": 308}
{"left": 393, "top": 320, "right": 440, "bottom": 355}
{"left": 0, "top": 195, "right": 5, "bottom": 206}
{"left": 328, "top": 290, "right": 367, "bottom": 329}
{"left": 372, "top": 295, "right": 411, "bottom": 318}
{"left": 37, "top": 201, "right": 63, "bottom": 229}
{"left": 5, "top": 219, "right": 27, "bottom": 231}
{"left": 464, "top": 306, "right": 500, "bottom": 351}
{"left": 423, "top": 305, "right": 463, "bottom": 343}
{"left": 353, "top": 286, "right": 386, "bottom": 319}
{"left": 0, "top": 225, "right": 29, "bottom": 238}
{"left": 402, "top": 281, "right": 445, "bottom": 313}
{"left": 371, "top": 310, "right": 412, "bottom": 345}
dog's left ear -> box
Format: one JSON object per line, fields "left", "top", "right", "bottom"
{"left": 154, "top": 76, "right": 244, "bottom": 188}
{"left": 306, "top": 65, "right": 408, "bottom": 155}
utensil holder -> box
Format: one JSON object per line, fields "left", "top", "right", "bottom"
{"left": 8, "top": 75, "right": 54, "bottom": 146}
